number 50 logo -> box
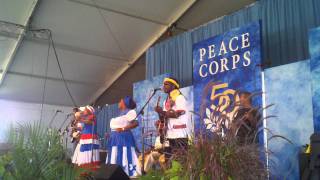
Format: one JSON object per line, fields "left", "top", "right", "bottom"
{"left": 210, "top": 83, "right": 239, "bottom": 115}
{"left": 203, "top": 83, "right": 239, "bottom": 132}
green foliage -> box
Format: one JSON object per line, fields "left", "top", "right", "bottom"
{"left": 138, "top": 170, "right": 164, "bottom": 180}
{"left": 139, "top": 108, "right": 268, "bottom": 180}
{"left": 138, "top": 161, "right": 184, "bottom": 180}
{"left": 0, "top": 153, "right": 13, "bottom": 179}
{"left": 0, "top": 122, "right": 83, "bottom": 180}
{"left": 164, "top": 161, "right": 182, "bottom": 180}
{"left": 143, "top": 135, "right": 266, "bottom": 180}
{"left": 180, "top": 136, "right": 266, "bottom": 180}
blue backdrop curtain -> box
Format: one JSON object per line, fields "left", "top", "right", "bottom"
{"left": 146, "top": 0, "right": 320, "bottom": 86}
{"left": 146, "top": 32, "right": 193, "bottom": 87}
{"left": 96, "top": 103, "right": 119, "bottom": 149}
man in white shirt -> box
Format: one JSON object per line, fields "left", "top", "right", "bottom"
{"left": 155, "top": 77, "right": 189, "bottom": 160}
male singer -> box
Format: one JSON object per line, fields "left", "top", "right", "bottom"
{"left": 155, "top": 77, "right": 189, "bottom": 160}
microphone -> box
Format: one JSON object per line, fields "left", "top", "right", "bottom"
{"left": 153, "top": 87, "right": 162, "bottom": 91}
{"left": 66, "top": 113, "right": 73, "bottom": 117}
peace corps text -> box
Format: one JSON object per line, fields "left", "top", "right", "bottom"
{"left": 198, "top": 33, "right": 251, "bottom": 78}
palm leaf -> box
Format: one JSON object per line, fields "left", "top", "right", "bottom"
{"left": 1, "top": 122, "right": 84, "bottom": 180}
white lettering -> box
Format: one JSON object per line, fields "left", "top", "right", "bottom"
{"left": 243, "top": 51, "right": 251, "bottom": 66}
{"left": 199, "top": 48, "right": 206, "bottom": 62}
{"left": 220, "top": 58, "right": 229, "bottom": 72}
{"left": 241, "top": 33, "right": 250, "bottom": 49}
{"left": 229, "top": 36, "right": 239, "bottom": 52}
{"left": 219, "top": 41, "right": 227, "bottom": 56}
{"left": 208, "top": 45, "right": 216, "bottom": 59}
{"left": 209, "top": 61, "right": 219, "bottom": 75}
{"left": 199, "top": 64, "right": 208, "bottom": 77}
{"left": 232, "top": 54, "right": 240, "bottom": 69}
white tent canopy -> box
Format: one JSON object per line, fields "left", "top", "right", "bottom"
{"left": 0, "top": 0, "right": 195, "bottom": 106}
{"left": 0, "top": 0, "right": 254, "bottom": 106}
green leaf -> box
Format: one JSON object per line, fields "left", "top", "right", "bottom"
{"left": 2, "top": 122, "right": 83, "bottom": 180}
{"left": 165, "top": 160, "right": 182, "bottom": 174}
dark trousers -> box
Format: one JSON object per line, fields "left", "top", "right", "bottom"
{"left": 164, "top": 138, "right": 188, "bottom": 160}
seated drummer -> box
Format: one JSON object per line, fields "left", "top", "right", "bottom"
{"left": 233, "top": 91, "right": 261, "bottom": 144}
{"left": 140, "top": 136, "right": 169, "bottom": 172}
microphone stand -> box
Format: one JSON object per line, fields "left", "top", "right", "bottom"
{"left": 47, "top": 111, "right": 60, "bottom": 150}
{"left": 58, "top": 114, "right": 72, "bottom": 133}
{"left": 136, "top": 89, "right": 159, "bottom": 175}
{"left": 58, "top": 114, "right": 72, "bottom": 159}
{"left": 48, "top": 110, "right": 60, "bottom": 128}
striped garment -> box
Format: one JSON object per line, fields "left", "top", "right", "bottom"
{"left": 77, "top": 106, "right": 100, "bottom": 170}
{"left": 71, "top": 122, "right": 83, "bottom": 165}
{"left": 106, "top": 131, "right": 141, "bottom": 177}
{"left": 106, "top": 109, "right": 141, "bottom": 177}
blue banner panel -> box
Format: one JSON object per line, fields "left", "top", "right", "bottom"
{"left": 265, "top": 60, "right": 314, "bottom": 179}
{"left": 309, "top": 27, "right": 320, "bottom": 132}
{"left": 192, "top": 21, "right": 262, "bottom": 134}
{"left": 309, "top": 27, "right": 320, "bottom": 58}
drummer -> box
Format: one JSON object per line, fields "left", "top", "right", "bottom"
{"left": 139, "top": 136, "right": 169, "bottom": 172}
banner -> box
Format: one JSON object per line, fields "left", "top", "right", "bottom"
{"left": 309, "top": 26, "right": 320, "bottom": 132}
{"left": 265, "top": 60, "right": 314, "bottom": 179}
{"left": 192, "top": 21, "right": 262, "bottom": 134}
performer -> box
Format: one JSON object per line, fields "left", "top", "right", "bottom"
{"left": 106, "top": 96, "right": 141, "bottom": 177}
{"left": 71, "top": 107, "right": 82, "bottom": 165}
{"left": 70, "top": 108, "right": 80, "bottom": 148}
{"left": 155, "top": 77, "right": 189, "bottom": 160}
{"left": 233, "top": 91, "right": 260, "bottom": 144}
{"left": 140, "top": 136, "right": 168, "bottom": 172}
{"left": 74, "top": 105, "right": 100, "bottom": 170}
{"left": 71, "top": 122, "right": 83, "bottom": 165}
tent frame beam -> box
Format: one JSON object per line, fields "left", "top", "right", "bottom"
{"left": 68, "top": 0, "right": 187, "bottom": 31}
{"left": 0, "top": 0, "right": 41, "bottom": 86}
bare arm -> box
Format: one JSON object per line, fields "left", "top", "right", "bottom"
{"left": 165, "top": 109, "right": 185, "bottom": 118}
{"left": 81, "top": 119, "right": 93, "bottom": 124}
{"left": 125, "top": 120, "right": 138, "bottom": 130}
{"left": 155, "top": 106, "right": 185, "bottom": 119}
{"left": 164, "top": 95, "right": 186, "bottom": 119}
{"left": 115, "top": 120, "right": 139, "bottom": 132}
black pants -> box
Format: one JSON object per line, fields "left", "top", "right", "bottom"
{"left": 164, "top": 138, "right": 188, "bottom": 160}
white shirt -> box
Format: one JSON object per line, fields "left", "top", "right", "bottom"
{"left": 110, "top": 109, "right": 137, "bottom": 130}
{"left": 162, "top": 94, "right": 189, "bottom": 139}
{"left": 154, "top": 136, "right": 169, "bottom": 149}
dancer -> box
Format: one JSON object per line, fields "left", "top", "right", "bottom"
{"left": 106, "top": 96, "right": 141, "bottom": 177}
{"left": 75, "top": 105, "right": 100, "bottom": 170}
{"left": 71, "top": 108, "right": 82, "bottom": 165}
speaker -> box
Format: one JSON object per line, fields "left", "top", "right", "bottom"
{"left": 100, "top": 151, "right": 107, "bottom": 163}
{"left": 300, "top": 133, "right": 320, "bottom": 180}
{"left": 93, "top": 164, "right": 129, "bottom": 180}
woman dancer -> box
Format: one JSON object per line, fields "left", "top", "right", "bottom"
{"left": 106, "top": 96, "right": 141, "bottom": 177}
{"left": 75, "top": 105, "right": 100, "bottom": 170}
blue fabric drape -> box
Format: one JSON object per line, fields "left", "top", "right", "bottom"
{"left": 191, "top": 3, "right": 260, "bottom": 43}
{"left": 146, "top": 0, "right": 320, "bottom": 86}
{"left": 146, "top": 32, "right": 193, "bottom": 87}
{"left": 96, "top": 103, "right": 119, "bottom": 149}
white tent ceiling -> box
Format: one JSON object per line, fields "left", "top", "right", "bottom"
{"left": 0, "top": 0, "right": 255, "bottom": 107}
{"left": 0, "top": 0, "right": 195, "bottom": 106}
